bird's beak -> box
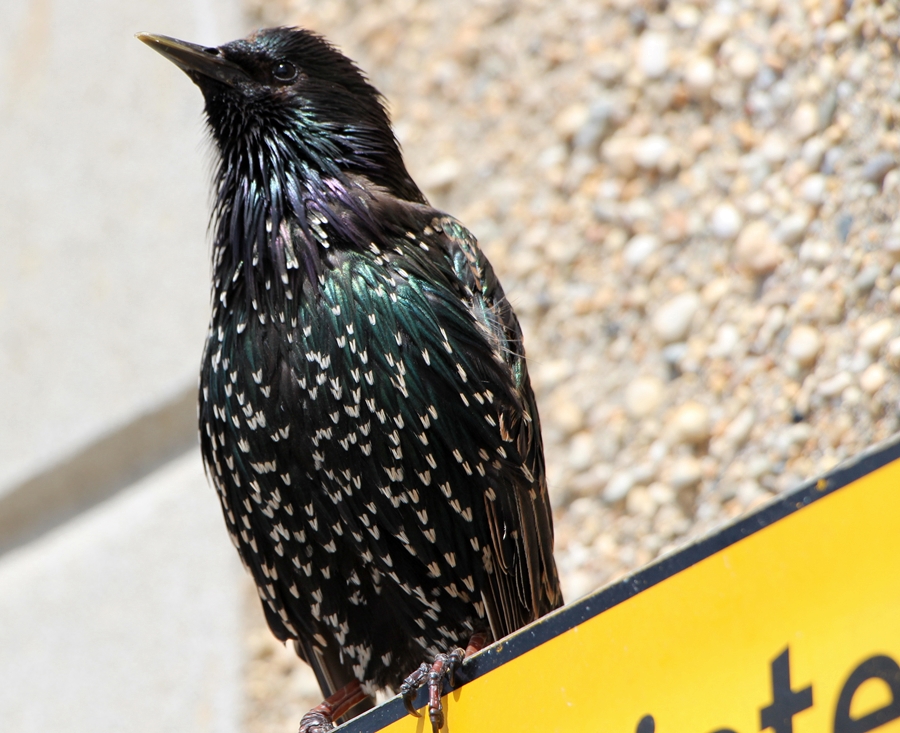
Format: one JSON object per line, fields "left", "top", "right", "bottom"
{"left": 136, "top": 32, "right": 247, "bottom": 87}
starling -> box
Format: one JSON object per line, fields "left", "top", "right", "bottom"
{"left": 137, "top": 27, "right": 563, "bottom": 731}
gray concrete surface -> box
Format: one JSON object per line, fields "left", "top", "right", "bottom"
{"left": 0, "top": 0, "right": 243, "bottom": 495}
{"left": 0, "top": 1, "right": 252, "bottom": 731}
{"left": 0, "top": 385, "right": 196, "bottom": 554}
{"left": 0, "top": 452, "right": 245, "bottom": 733}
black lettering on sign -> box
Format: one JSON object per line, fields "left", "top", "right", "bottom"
{"left": 636, "top": 714, "right": 655, "bottom": 733}
{"left": 760, "top": 647, "right": 813, "bottom": 733}
{"left": 834, "top": 655, "right": 900, "bottom": 733}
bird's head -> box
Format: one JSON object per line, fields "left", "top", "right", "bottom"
{"left": 137, "top": 27, "right": 423, "bottom": 203}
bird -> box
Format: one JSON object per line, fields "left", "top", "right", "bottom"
{"left": 137, "top": 27, "right": 563, "bottom": 732}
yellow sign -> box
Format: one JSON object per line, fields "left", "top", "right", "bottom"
{"left": 347, "top": 439, "right": 900, "bottom": 733}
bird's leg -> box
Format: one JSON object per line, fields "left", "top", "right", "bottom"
{"left": 399, "top": 633, "right": 488, "bottom": 732}
{"left": 425, "top": 649, "right": 463, "bottom": 732}
{"left": 298, "top": 680, "right": 368, "bottom": 733}
{"left": 463, "top": 632, "right": 488, "bottom": 659}
{"left": 399, "top": 651, "right": 463, "bottom": 731}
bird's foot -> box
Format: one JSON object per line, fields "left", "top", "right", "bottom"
{"left": 399, "top": 634, "right": 487, "bottom": 732}
{"left": 298, "top": 680, "right": 368, "bottom": 733}
{"left": 399, "top": 650, "right": 463, "bottom": 732}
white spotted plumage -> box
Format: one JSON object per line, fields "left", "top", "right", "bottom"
{"left": 179, "top": 26, "right": 564, "bottom": 708}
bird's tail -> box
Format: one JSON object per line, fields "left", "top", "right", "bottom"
{"left": 294, "top": 635, "right": 376, "bottom": 722}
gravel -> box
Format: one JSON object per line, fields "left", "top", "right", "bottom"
{"left": 240, "top": 0, "right": 900, "bottom": 729}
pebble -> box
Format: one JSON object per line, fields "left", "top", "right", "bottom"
{"left": 670, "top": 4, "right": 700, "bottom": 29}
{"left": 538, "top": 145, "right": 567, "bottom": 171}
{"left": 886, "top": 170, "right": 900, "bottom": 195}
{"left": 603, "top": 470, "right": 635, "bottom": 503}
{"left": 860, "top": 363, "right": 887, "bottom": 395}
{"left": 891, "top": 287, "right": 900, "bottom": 312}
{"left": 634, "top": 135, "right": 671, "bottom": 170}
{"left": 626, "top": 486, "right": 657, "bottom": 518}
{"left": 534, "top": 359, "right": 573, "bottom": 390}
{"left": 743, "top": 191, "right": 771, "bottom": 217}
{"left": 625, "top": 375, "right": 665, "bottom": 418}
{"left": 745, "top": 455, "right": 773, "bottom": 480}
{"left": 652, "top": 292, "right": 700, "bottom": 343}
{"left": 623, "top": 233, "right": 660, "bottom": 268}
{"left": 702, "top": 278, "right": 730, "bottom": 307}
{"left": 861, "top": 152, "right": 897, "bottom": 185}
{"left": 561, "top": 570, "right": 596, "bottom": 602}
{"left": 551, "top": 398, "right": 586, "bottom": 436}
{"left": 698, "top": 14, "right": 731, "bottom": 47}
{"left": 756, "top": 306, "right": 786, "bottom": 353}
{"left": 736, "top": 480, "right": 766, "bottom": 507}
{"left": 825, "top": 21, "right": 849, "bottom": 46}
{"left": 638, "top": 32, "right": 670, "bottom": 79}
{"left": 573, "top": 99, "right": 616, "bottom": 151}
{"left": 654, "top": 504, "right": 690, "bottom": 539}
{"left": 848, "top": 349, "right": 871, "bottom": 373}
{"left": 774, "top": 211, "right": 810, "bottom": 246}
{"left": 823, "top": 147, "right": 843, "bottom": 176}
{"left": 568, "top": 431, "right": 596, "bottom": 472}
{"left": 685, "top": 56, "right": 716, "bottom": 94}
{"left": 710, "top": 203, "right": 743, "bottom": 240}
{"left": 773, "top": 423, "right": 813, "bottom": 458}
{"left": 887, "top": 338, "right": 900, "bottom": 369}
{"left": 722, "top": 408, "right": 756, "bottom": 450}
{"left": 730, "top": 49, "right": 760, "bottom": 81}
{"left": 648, "top": 481, "right": 675, "bottom": 506}
{"left": 667, "top": 402, "right": 711, "bottom": 445}
{"left": 760, "top": 132, "right": 790, "bottom": 164}
{"left": 799, "top": 174, "right": 827, "bottom": 205}
{"left": 602, "top": 135, "right": 638, "bottom": 177}
{"left": 792, "top": 102, "right": 820, "bottom": 140}
{"left": 818, "top": 372, "right": 853, "bottom": 398}
{"left": 420, "top": 157, "right": 460, "bottom": 190}
{"left": 666, "top": 456, "right": 703, "bottom": 491}
{"left": 798, "top": 239, "right": 833, "bottom": 266}
{"left": 632, "top": 459, "right": 659, "bottom": 487}
{"left": 708, "top": 323, "right": 741, "bottom": 358}
{"left": 858, "top": 319, "right": 893, "bottom": 355}
{"left": 785, "top": 325, "right": 823, "bottom": 367}
{"left": 569, "top": 463, "right": 613, "bottom": 498}
{"left": 802, "top": 137, "right": 828, "bottom": 170}
{"left": 734, "top": 220, "right": 784, "bottom": 274}
{"left": 885, "top": 235, "right": 900, "bottom": 264}
{"left": 853, "top": 265, "right": 880, "bottom": 295}
{"left": 554, "top": 103, "right": 590, "bottom": 142}
{"left": 842, "top": 385, "right": 862, "bottom": 406}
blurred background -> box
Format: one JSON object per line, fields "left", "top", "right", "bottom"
{"left": 2, "top": 0, "right": 900, "bottom": 731}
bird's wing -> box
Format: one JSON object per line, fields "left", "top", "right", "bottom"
{"left": 366, "top": 195, "right": 563, "bottom": 638}
{"left": 429, "top": 214, "right": 563, "bottom": 630}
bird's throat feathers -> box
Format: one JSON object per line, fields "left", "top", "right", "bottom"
{"left": 197, "top": 27, "right": 427, "bottom": 310}
{"left": 212, "top": 116, "right": 424, "bottom": 309}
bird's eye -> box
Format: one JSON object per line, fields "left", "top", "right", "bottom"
{"left": 273, "top": 62, "right": 297, "bottom": 82}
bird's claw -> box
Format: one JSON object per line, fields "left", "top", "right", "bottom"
{"left": 399, "top": 662, "right": 429, "bottom": 717}
{"left": 399, "top": 649, "right": 465, "bottom": 732}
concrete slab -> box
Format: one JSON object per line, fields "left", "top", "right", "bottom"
{"left": 0, "top": 0, "right": 244, "bottom": 494}
{"left": 0, "top": 451, "right": 244, "bottom": 733}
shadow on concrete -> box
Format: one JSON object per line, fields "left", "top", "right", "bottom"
{"left": 0, "top": 384, "right": 199, "bottom": 556}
